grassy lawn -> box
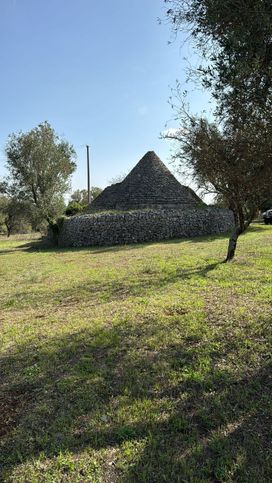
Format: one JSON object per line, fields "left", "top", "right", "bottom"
{"left": 0, "top": 226, "right": 271, "bottom": 482}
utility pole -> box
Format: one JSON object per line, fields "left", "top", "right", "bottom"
{"left": 86, "top": 145, "right": 91, "bottom": 204}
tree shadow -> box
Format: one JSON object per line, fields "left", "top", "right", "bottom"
{"left": 0, "top": 249, "right": 17, "bottom": 255}
{"left": 0, "top": 222, "right": 269, "bottom": 257}
{"left": 0, "top": 232, "right": 231, "bottom": 255}
{"left": 0, "top": 240, "right": 138, "bottom": 256}
{"left": 242, "top": 224, "right": 269, "bottom": 234}
{"left": 1, "top": 261, "right": 221, "bottom": 311}
{"left": 1, "top": 315, "right": 271, "bottom": 481}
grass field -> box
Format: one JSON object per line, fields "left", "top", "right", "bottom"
{"left": 0, "top": 226, "right": 271, "bottom": 482}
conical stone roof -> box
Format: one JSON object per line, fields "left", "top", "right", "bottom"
{"left": 89, "top": 151, "right": 203, "bottom": 211}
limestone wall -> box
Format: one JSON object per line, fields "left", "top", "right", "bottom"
{"left": 58, "top": 208, "right": 234, "bottom": 248}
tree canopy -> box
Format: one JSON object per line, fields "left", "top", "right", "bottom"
{"left": 0, "top": 196, "right": 31, "bottom": 236}
{"left": 165, "top": 0, "right": 272, "bottom": 118}
{"left": 4, "top": 121, "right": 76, "bottom": 225}
{"left": 65, "top": 188, "right": 102, "bottom": 216}
{"left": 70, "top": 187, "right": 102, "bottom": 205}
{"left": 164, "top": 0, "right": 272, "bottom": 259}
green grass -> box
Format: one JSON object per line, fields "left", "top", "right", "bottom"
{"left": 0, "top": 226, "right": 271, "bottom": 482}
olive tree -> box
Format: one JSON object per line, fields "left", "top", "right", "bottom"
{"left": 164, "top": 0, "right": 272, "bottom": 260}
{"left": 165, "top": 0, "right": 272, "bottom": 118}
{"left": 164, "top": 109, "right": 272, "bottom": 260}
{"left": 70, "top": 187, "right": 102, "bottom": 205}
{"left": 0, "top": 196, "right": 31, "bottom": 236}
{"left": 4, "top": 121, "right": 76, "bottom": 226}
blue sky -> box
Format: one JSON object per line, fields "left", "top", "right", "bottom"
{"left": 0, "top": 0, "right": 211, "bottom": 195}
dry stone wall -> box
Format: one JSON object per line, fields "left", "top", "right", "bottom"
{"left": 58, "top": 208, "right": 234, "bottom": 248}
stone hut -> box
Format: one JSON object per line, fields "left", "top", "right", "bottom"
{"left": 58, "top": 151, "right": 234, "bottom": 247}
{"left": 89, "top": 151, "right": 203, "bottom": 211}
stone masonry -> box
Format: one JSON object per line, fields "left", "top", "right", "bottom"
{"left": 58, "top": 208, "right": 234, "bottom": 248}
{"left": 57, "top": 152, "right": 234, "bottom": 248}
{"left": 88, "top": 151, "right": 203, "bottom": 211}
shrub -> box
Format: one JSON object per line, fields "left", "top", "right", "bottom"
{"left": 65, "top": 201, "right": 85, "bottom": 217}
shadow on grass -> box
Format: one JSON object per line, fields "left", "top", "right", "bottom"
{"left": 0, "top": 232, "right": 232, "bottom": 256}
{"left": 1, "top": 316, "right": 271, "bottom": 481}
{"left": 0, "top": 222, "right": 269, "bottom": 257}
{"left": 1, "top": 261, "right": 222, "bottom": 311}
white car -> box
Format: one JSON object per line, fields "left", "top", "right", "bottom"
{"left": 263, "top": 209, "right": 272, "bottom": 225}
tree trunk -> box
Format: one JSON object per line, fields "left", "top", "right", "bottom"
{"left": 238, "top": 207, "right": 245, "bottom": 232}
{"left": 225, "top": 225, "right": 242, "bottom": 261}
{"left": 5, "top": 221, "right": 11, "bottom": 237}
{"left": 46, "top": 217, "right": 62, "bottom": 246}
{"left": 225, "top": 208, "right": 256, "bottom": 262}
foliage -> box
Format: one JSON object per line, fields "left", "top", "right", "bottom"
{"left": 165, "top": 106, "right": 272, "bottom": 259}
{"left": 70, "top": 187, "right": 102, "bottom": 205}
{"left": 108, "top": 172, "right": 127, "bottom": 185}
{"left": 47, "top": 215, "right": 68, "bottom": 245}
{"left": 0, "top": 195, "right": 32, "bottom": 236}
{"left": 0, "top": 197, "right": 6, "bottom": 234}
{"left": 91, "top": 186, "right": 103, "bottom": 201}
{"left": 4, "top": 121, "right": 76, "bottom": 226}
{"left": 66, "top": 188, "right": 102, "bottom": 217}
{"left": 29, "top": 195, "right": 66, "bottom": 232}
{"left": 0, "top": 227, "right": 271, "bottom": 481}
{"left": 164, "top": 1, "right": 272, "bottom": 259}
{"left": 167, "top": 112, "right": 272, "bottom": 216}
{"left": 261, "top": 199, "right": 272, "bottom": 212}
{"left": 165, "top": 0, "right": 272, "bottom": 118}
{"left": 65, "top": 201, "right": 85, "bottom": 216}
